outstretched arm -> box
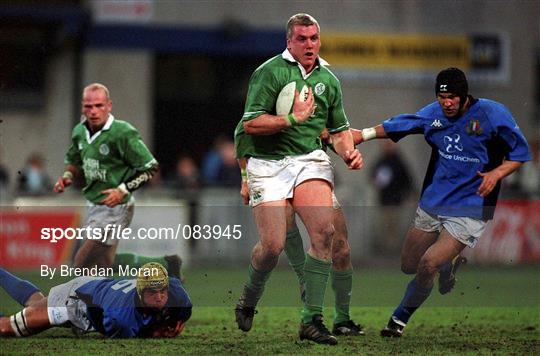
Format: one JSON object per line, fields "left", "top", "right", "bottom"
{"left": 351, "top": 125, "right": 388, "bottom": 146}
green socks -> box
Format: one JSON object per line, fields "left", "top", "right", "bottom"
{"left": 284, "top": 227, "right": 306, "bottom": 285}
{"left": 242, "top": 263, "right": 272, "bottom": 306}
{"left": 331, "top": 268, "right": 353, "bottom": 324}
{"left": 301, "top": 253, "right": 332, "bottom": 324}
{"left": 113, "top": 253, "right": 167, "bottom": 268}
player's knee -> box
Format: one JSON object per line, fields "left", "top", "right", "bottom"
{"left": 332, "top": 240, "right": 350, "bottom": 264}
{"left": 261, "top": 240, "right": 285, "bottom": 257}
{"left": 400, "top": 258, "right": 418, "bottom": 274}
{"left": 417, "top": 256, "right": 438, "bottom": 277}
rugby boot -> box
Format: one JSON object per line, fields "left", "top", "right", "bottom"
{"left": 439, "top": 255, "right": 467, "bottom": 295}
{"left": 332, "top": 319, "right": 366, "bottom": 336}
{"left": 299, "top": 314, "right": 338, "bottom": 345}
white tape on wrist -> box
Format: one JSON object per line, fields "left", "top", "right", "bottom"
{"left": 361, "top": 127, "right": 377, "bottom": 141}
{"left": 62, "top": 171, "right": 74, "bottom": 180}
{"left": 117, "top": 183, "right": 129, "bottom": 195}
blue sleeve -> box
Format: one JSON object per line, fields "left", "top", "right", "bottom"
{"left": 492, "top": 107, "right": 531, "bottom": 162}
{"left": 382, "top": 114, "right": 426, "bottom": 142}
{"left": 102, "top": 314, "right": 134, "bottom": 338}
{"left": 168, "top": 278, "right": 192, "bottom": 322}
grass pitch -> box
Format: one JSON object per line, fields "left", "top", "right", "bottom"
{"left": 2, "top": 266, "right": 539, "bottom": 355}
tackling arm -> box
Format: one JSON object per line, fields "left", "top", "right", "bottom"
{"left": 351, "top": 125, "right": 388, "bottom": 145}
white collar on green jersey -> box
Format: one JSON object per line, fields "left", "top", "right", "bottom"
{"left": 84, "top": 114, "right": 115, "bottom": 144}
{"left": 281, "top": 49, "right": 329, "bottom": 79}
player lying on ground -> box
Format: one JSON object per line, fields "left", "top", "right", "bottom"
{"left": 351, "top": 67, "right": 531, "bottom": 337}
{"left": 0, "top": 263, "right": 191, "bottom": 338}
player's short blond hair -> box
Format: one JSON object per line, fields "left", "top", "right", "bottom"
{"left": 83, "top": 83, "right": 110, "bottom": 100}
{"left": 286, "top": 13, "right": 320, "bottom": 39}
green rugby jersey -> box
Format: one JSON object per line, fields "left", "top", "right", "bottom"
{"left": 65, "top": 115, "right": 157, "bottom": 204}
{"left": 235, "top": 50, "right": 350, "bottom": 159}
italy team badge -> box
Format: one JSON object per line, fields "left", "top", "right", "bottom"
{"left": 466, "top": 119, "right": 483, "bottom": 135}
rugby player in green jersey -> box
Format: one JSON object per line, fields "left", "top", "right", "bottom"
{"left": 234, "top": 14, "right": 363, "bottom": 345}
{"left": 54, "top": 83, "right": 182, "bottom": 278}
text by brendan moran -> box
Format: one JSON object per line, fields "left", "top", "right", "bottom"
{"left": 40, "top": 265, "right": 159, "bottom": 279}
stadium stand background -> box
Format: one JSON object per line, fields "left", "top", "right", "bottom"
{"left": 1, "top": 0, "right": 539, "bottom": 267}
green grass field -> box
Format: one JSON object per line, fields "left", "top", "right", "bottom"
{"left": 2, "top": 266, "right": 539, "bottom": 355}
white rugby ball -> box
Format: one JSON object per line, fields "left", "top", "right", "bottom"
{"left": 276, "top": 82, "right": 308, "bottom": 116}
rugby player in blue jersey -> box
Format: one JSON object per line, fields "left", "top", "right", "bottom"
{"left": 0, "top": 263, "right": 191, "bottom": 338}
{"left": 352, "top": 68, "right": 531, "bottom": 337}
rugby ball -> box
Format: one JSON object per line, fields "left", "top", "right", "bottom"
{"left": 276, "top": 82, "right": 308, "bottom": 116}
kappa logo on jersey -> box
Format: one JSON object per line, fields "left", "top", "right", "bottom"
{"left": 99, "top": 144, "right": 110, "bottom": 156}
{"left": 431, "top": 119, "right": 443, "bottom": 128}
{"left": 444, "top": 134, "right": 463, "bottom": 153}
{"left": 314, "top": 83, "right": 326, "bottom": 96}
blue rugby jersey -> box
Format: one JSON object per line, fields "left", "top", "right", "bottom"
{"left": 382, "top": 98, "right": 531, "bottom": 220}
{"left": 75, "top": 277, "right": 191, "bottom": 338}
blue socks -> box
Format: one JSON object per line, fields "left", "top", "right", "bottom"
{"left": 0, "top": 268, "right": 40, "bottom": 306}
{"left": 392, "top": 278, "right": 432, "bottom": 324}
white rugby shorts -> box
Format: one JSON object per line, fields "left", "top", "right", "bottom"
{"left": 83, "top": 199, "right": 134, "bottom": 246}
{"left": 47, "top": 276, "right": 101, "bottom": 332}
{"left": 247, "top": 150, "right": 334, "bottom": 207}
{"left": 413, "top": 206, "right": 487, "bottom": 247}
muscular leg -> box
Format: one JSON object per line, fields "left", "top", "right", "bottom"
{"left": 74, "top": 240, "right": 116, "bottom": 268}
{"left": 400, "top": 227, "right": 438, "bottom": 274}
{"left": 416, "top": 229, "right": 466, "bottom": 288}
{"left": 0, "top": 297, "right": 51, "bottom": 337}
{"left": 330, "top": 206, "right": 358, "bottom": 329}
{"left": 331, "top": 207, "right": 352, "bottom": 271}
{"left": 283, "top": 203, "right": 306, "bottom": 286}
{"left": 292, "top": 179, "right": 334, "bottom": 324}
{"left": 235, "top": 200, "right": 287, "bottom": 331}
{"left": 388, "top": 229, "right": 466, "bottom": 328}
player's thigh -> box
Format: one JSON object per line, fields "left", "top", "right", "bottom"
{"left": 400, "top": 226, "right": 439, "bottom": 273}
{"left": 252, "top": 200, "right": 288, "bottom": 253}
{"left": 419, "top": 229, "right": 466, "bottom": 272}
{"left": 292, "top": 179, "right": 334, "bottom": 235}
{"left": 285, "top": 200, "right": 297, "bottom": 233}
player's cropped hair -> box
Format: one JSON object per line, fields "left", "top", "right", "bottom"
{"left": 83, "top": 83, "right": 110, "bottom": 100}
{"left": 286, "top": 13, "right": 320, "bottom": 39}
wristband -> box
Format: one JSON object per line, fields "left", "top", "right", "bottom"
{"left": 286, "top": 113, "right": 298, "bottom": 127}
{"left": 361, "top": 127, "right": 377, "bottom": 141}
{"left": 240, "top": 169, "right": 248, "bottom": 182}
{"left": 62, "top": 171, "right": 74, "bottom": 180}
{"left": 117, "top": 183, "right": 129, "bottom": 195}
